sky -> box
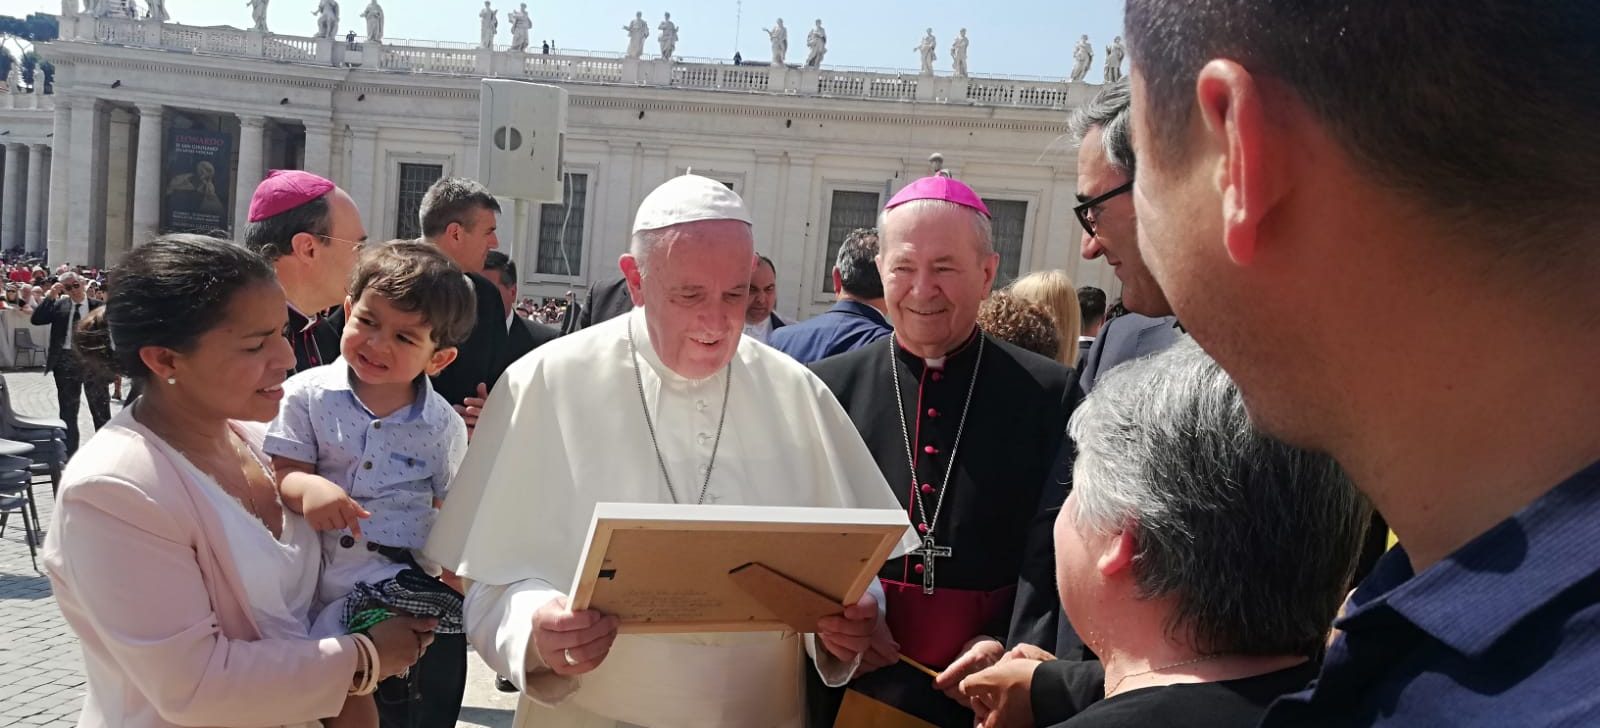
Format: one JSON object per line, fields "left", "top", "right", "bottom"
{"left": 19, "top": 0, "right": 1125, "bottom": 79}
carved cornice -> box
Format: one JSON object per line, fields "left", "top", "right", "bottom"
{"left": 342, "top": 81, "right": 477, "bottom": 100}
{"left": 571, "top": 96, "right": 1067, "bottom": 133}
{"left": 47, "top": 44, "right": 343, "bottom": 90}
{"left": 46, "top": 43, "right": 1068, "bottom": 133}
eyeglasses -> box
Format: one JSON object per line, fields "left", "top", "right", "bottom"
{"left": 63, "top": 283, "right": 82, "bottom": 291}
{"left": 319, "top": 234, "right": 367, "bottom": 251}
{"left": 1073, "top": 180, "right": 1135, "bottom": 238}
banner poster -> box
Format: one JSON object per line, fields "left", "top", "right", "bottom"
{"left": 161, "top": 128, "right": 232, "bottom": 234}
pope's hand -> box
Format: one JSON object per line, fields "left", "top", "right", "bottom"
{"left": 817, "top": 590, "right": 878, "bottom": 663}
{"left": 933, "top": 637, "right": 1004, "bottom": 705}
{"left": 855, "top": 614, "right": 900, "bottom": 677}
{"left": 532, "top": 596, "right": 620, "bottom": 676}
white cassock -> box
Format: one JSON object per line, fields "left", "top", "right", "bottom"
{"left": 425, "top": 307, "right": 918, "bottom": 728}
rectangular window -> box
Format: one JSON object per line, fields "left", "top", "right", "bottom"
{"left": 537, "top": 172, "right": 588, "bottom": 277}
{"left": 394, "top": 163, "right": 444, "bottom": 240}
{"left": 983, "top": 198, "right": 1028, "bottom": 287}
{"left": 823, "top": 190, "right": 882, "bottom": 292}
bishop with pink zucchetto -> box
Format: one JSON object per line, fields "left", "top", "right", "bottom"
{"left": 808, "top": 176, "right": 1085, "bottom": 726}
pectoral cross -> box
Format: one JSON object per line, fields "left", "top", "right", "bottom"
{"left": 913, "top": 535, "right": 952, "bottom": 595}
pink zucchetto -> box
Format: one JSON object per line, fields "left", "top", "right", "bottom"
{"left": 247, "top": 169, "right": 336, "bottom": 222}
{"left": 884, "top": 175, "right": 990, "bottom": 217}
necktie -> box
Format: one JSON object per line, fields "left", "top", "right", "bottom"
{"left": 67, "top": 302, "right": 81, "bottom": 352}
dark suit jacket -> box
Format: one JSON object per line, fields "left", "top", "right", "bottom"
{"left": 572, "top": 276, "right": 634, "bottom": 332}
{"left": 31, "top": 297, "right": 103, "bottom": 371}
{"left": 505, "top": 315, "right": 560, "bottom": 367}
{"left": 1075, "top": 313, "right": 1180, "bottom": 394}
{"left": 768, "top": 300, "right": 891, "bottom": 364}
{"left": 1076, "top": 337, "right": 1093, "bottom": 369}
{"left": 430, "top": 272, "right": 510, "bottom": 407}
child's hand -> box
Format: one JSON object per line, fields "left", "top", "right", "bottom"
{"left": 301, "top": 477, "right": 371, "bottom": 536}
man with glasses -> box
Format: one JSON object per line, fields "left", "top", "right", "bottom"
{"left": 952, "top": 80, "right": 1187, "bottom": 728}
{"left": 1069, "top": 79, "right": 1180, "bottom": 394}
{"left": 31, "top": 271, "right": 111, "bottom": 454}
{"left": 243, "top": 169, "right": 369, "bottom": 373}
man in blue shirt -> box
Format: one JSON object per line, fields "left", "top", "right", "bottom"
{"left": 1122, "top": 1, "right": 1600, "bottom": 724}
{"left": 770, "top": 227, "right": 892, "bottom": 364}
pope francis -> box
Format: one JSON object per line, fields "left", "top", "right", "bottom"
{"left": 425, "top": 175, "right": 917, "bottom": 728}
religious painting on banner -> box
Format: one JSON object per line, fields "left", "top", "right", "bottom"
{"left": 161, "top": 127, "right": 232, "bottom": 234}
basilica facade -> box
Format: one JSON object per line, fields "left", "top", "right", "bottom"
{"left": 0, "top": 12, "right": 1115, "bottom": 317}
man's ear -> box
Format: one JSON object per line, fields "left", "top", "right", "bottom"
{"left": 1194, "top": 59, "right": 1286, "bottom": 267}
{"left": 979, "top": 251, "right": 1000, "bottom": 293}
{"left": 831, "top": 267, "right": 843, "bottom": 292}
{"left": 1097, "top": 527, "right": 1137, "bottom": 579}
{"left": 426, "top": 346, "right": 459, "bottom": 376}
{"left": 342, "top": 295, "right": 355, "bottom": 318}
{"left": 619, "top": 254, "right": 645, "bottom": 306}
{"left": 289, "top": 231, "right": 322, "bottom": 260}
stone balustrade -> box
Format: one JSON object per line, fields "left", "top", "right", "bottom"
{"left": 0, "top": 94, "right": 55, "bottom": 111}
{"left": 60, "top": 14, "right": 1100, "bottom": 110}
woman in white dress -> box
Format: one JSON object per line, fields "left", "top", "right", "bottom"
{"left": 43, "top": 235, "right": 436, "bottom": 728}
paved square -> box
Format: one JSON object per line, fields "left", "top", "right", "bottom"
{"left": 0, "top": 370, "right": 516, "bottom": 728}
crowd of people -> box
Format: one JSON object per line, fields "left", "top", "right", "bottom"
{"left": 517, "top": 296, "right": 572, "bottom": 325}
{"left": 25, "top": 2, "right": 1600, "bottom": 727}
{"left": 0, "top": 258, "right": 110, "bottom": 315}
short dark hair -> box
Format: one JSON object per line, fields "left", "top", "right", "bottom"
{"left": 348, "top": 241, "right": 477, "bottom": 348}
{"left": 978, "top": 292, "right": 1061, "bottom": 361}
{"left": 1125, "top": 1, "right": 1600, "bottom": 251}
{"left": 418, "top": 177, "right": 502, "bottom": 240}
{"left": 1077, "top": 286, "right": 1107, "bottom": 325}
{"left": 835, "top": 228, "right": 883, "bottom": 300}
{"left": 755, "top": 254, "right": 776, "bottom": 275}
{"left": 242, "top": 196, "right": 331, "bottom": 262}
{"left": 483, "top": 250, "right": 517, "bottom": 289}
{"left": 75, "top": 234, "right": 278, "bottom": 381}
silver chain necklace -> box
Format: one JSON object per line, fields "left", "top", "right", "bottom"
{"left": 629, "top": 319, "right": 732, "bottom": 505}
{"left": 890, "top": 333, "right": 983, "bottom": 592}
{"left": 1105, "top": 654, "right": 1225, "bottom": 696}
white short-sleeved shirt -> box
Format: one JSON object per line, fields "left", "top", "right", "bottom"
{"left": 264, "top": 358, "right": 468, "bottom": 550}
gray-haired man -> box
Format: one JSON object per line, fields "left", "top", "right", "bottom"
{"left": 1070, "top": 79, "right": 1179, "bottom": 394}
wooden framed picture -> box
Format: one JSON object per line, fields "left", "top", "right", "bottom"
{"left": 568, "top": 503, "right": 911, "bottom": 634}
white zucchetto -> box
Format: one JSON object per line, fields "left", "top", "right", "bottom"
{"left": 631, "top": 174, "right": 753, "bottom": 233}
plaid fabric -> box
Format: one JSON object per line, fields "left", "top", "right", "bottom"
{"left": 342, "top": 567, "right": 465, "bottom": 634}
